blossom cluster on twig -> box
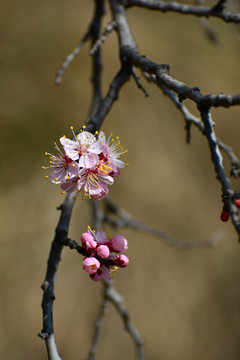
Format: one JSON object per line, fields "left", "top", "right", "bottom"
{"left": 43, "top": 127, "right": 127, "bottom": 200}
{"left": 220, "top": 199, "right": 240, "bottom": 222}
{"left": 82, "top": 227, "right": 129, "bottom": 281}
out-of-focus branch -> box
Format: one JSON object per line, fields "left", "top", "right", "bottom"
{"left": 55, "top": 32, "right": 90, "bottom": 86}
{"left": 90, "top": 196, "right": 220, "bottom": 250}
{"left": 87, "top": 280, "right": 145, "bottom": 360}
{"left": 87, "top": 294, "right": 110, "bottom": 360}
{"left": 103, "top": 196, "right": 221, "bottom": 248}
{"left": 55, "top": 0, "right": 105, "bottom": 86}
{"left": 195, "top": 0, "right": 220, "bottom": 45}
{"left": 104, "top": 281, "right": 145, "bottom": 360}
{"left": 90, "top": 20, "right": 116, "bottom": 55}
{"left": 125, "top": 0, "right": 240, "bottom": 23}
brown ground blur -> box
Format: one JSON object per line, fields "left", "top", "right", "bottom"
{"left": 1, "top": 1, "right": 240, "bottom": 359}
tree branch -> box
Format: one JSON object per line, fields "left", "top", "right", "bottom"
{"left": 125, "top": 0, "right": 240, "bottom": 24}
{"left": 103, "top": 196, "right": 220, "bottom": 248}
{"left": 199, "top": 107, "right": 240, "bottom": 238}
{"left": 86, "top": 67, "right": 131, "bottom": 133}
{"left": 39, "top": 193, "right": 76, "bottom": 360}
{"left": 144, "top": 73, "right": 240, "bottom": 173}
{"left": 104, "top": 281, "right": 145, "bottom": 360}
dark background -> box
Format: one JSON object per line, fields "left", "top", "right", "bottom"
{"left": 1, "top": 1, "right": 240, "bottom": 359}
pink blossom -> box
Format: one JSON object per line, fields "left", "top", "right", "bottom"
{"left": 60, "top": 177, "right": 78, "bottom": 193}
{"left": 44, "top": 129, "right": 127, "bottom": 200}
{"left": 76, "top": 167, "right": 113, "bottom": 199}
{"left": 97, "top": 131, "right": 126, "bottom": 176}
{"left": 81, "top": 228, "right": 129, "bottom": 281}
{"left": 60, "top": 130, "right": 102, "bottom": 167}
{"left": 116, "top": 254, "right": 129, "bottom": 268}
{"left": 60, "top": 168, "right": 113, "bottom": 200}
{"left": 110, "top": 235, "right": 128, "bottom": 253}
{"left": 90, "top": 265, "right": 112, "bottom": 281}
{"left": 81, "top": 232, "right": 94, "bottom": 246}
{"left": 44, "top": 143, "right": 79, "bottom": 184}
{"left": 83, "top": 257, "right": 100, "bottom": 274}
{"left": 85, "top": 239, "right": 97, "bottom": 251}
{"left": 81, "top": 232, "right": 98, "bottom": 251}
{"left": 100, "top": 265, "right": 112, "bottom": 281}
{"left": 96, "top": 245, "right": 110, "bottom": 258}
{"left": 95, "top": 231, "right": 108, "bottom": 245}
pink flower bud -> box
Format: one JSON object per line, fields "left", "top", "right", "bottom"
{"left": 235, "top": 199, "right": 240, "bottom": 209}
{"left": 85, "top": 238, "right": 97, "bottom": 251}
{"left": 81, "top": 232, "right": 94, "bottom": 246}
{"left": 116, "top": 254, "right": 129, "bottom": 268}
{"left": 220, "top": 207, "right": 229, "bottom": 222}
{"left": 83, "top": 257, "right": 100, "bottom": 274}
{"left": 111, "top": 235, "right": 128, "bottom": 253}
{"left": 96, "top": 245, "right": 110, "bottom": 258}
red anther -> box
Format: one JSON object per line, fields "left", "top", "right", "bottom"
{"left": 235, "top": 199, "right": 240, "bottom": 209}
{"left": 220, "top": 208, "right": 230, "bottom": 222}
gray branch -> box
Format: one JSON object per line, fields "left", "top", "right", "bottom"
{"left": 39, "top": 193, "right": 75, "bottom": 360}
{"left": 144, "top": 73, "right": 240, "bottom": 172}
{"left": 87, "top": 294, "right": 110, "bottom": 360}
{"left": 103, "top": 196, "right": 221, "bottom": 248}
{"left": 125, "top": 0, "right": 240, "bottom": 23}
{"left": 200, "top": 107, "right": 240, "bottom": 238}
{"left": 105, "top": 281, "right": 145, "bottom": 360}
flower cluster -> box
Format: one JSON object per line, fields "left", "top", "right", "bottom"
{"left": 81, "top": 228, "right": 129, "bottom": 281}
{"left": 220, "top": 199, "right": 240, "bottom": 222}
{"left": 43, "top": 127, "right": 127, "bottom": 200}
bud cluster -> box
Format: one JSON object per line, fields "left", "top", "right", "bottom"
{"left": 43, "top": 128, "right": 127, "bottom": 200}
{"left": 81, "top": 228, "right": 129, "bottom": 281}
{"left": 220, "top": 199, "right": 240, "bottom": 222}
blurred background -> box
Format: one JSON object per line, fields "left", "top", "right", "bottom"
{"left": 1, "top": 0, "right": 240, "bottom": 359}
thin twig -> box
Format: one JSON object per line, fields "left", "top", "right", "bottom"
{"left": 87, "top": 292, "right": 110, "bottom": 360}
{"left": 90, "top": 20, "right": 116, "bottom": 55}
{"left": 103, "top": 197, "right": 221, "bottom": 248}
{"left": 200, "top": 107, "right": 240, "bottom": 238}
{"left": 125, "top": 0, "right": 240, "bottom": 24}
{"left": 104, "top": 281, "right": 145, "bottom": 360}
{"left": 55, "top": 32, "right": 90, "bottom": 85}
{"left": 131, "top": 66, "right": 149, "bottom": 96}
{"left": 87, "top": 67, "right": 131, "bottom": 133}
{"left": 144, "top": 73, "right": 240, "bottom": 172}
